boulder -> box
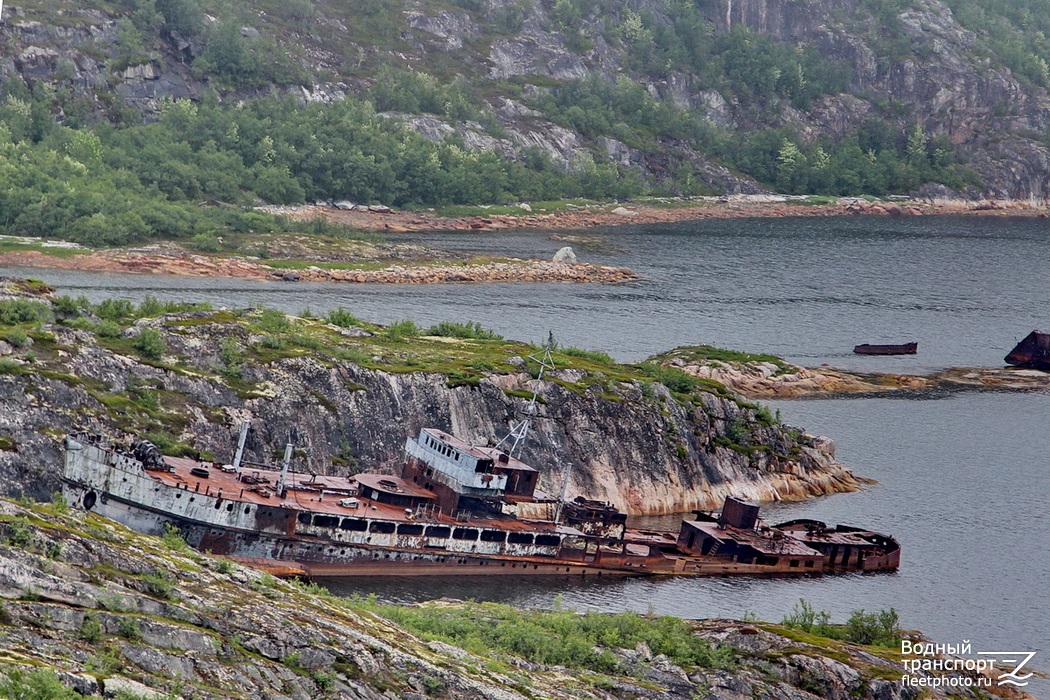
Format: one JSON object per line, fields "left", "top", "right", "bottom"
{"left": 103, "top": 676, "right": 167, "bottom": 698}
{"left": 58, "top": 673, "right": 100, "bottom": 696}
{"left": 552, "top": 246, "right": 577, "bottom": 264}
{"left": 333, "top": 200, "right": 356, "bottom": 210}
{"left": 122, "top": 62, "right": 159, "bottom": 80}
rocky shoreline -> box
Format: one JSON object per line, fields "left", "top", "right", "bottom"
{"left": 661, "top": 351, "right": 1050, "bottom": 399}
{"left": 3, "top": 196, "right": 1047, "bottom": 285}
{"left": 0, "top": 499, "right": 1028, "bottom": 700}
{"left": 267, "top": 196, "right": 1050, "bottom": 234}
{"left": 0, "top": 248, "right": 638, "bottom": 285}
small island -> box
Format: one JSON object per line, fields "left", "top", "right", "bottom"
{"left": 656, "top": 346, "right": 1050, "bottom": 398}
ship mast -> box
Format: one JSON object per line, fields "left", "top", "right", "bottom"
{"left": 495, "top": 332, "right": 556, "bottom": 459}
{"left": 494, "top": 334, "right": 574, "bottom": 523}
{"left": 232, "top": 421, "right": 250, "bottom": 470}
{"left": 553, "top": 458, "right": 572, "bottom": 524}
{"left": 276, "top": 440, "right": 292, "bottom": 498}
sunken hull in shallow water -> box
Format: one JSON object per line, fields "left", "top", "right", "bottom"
{"left": 1004, "top": 330, "right": 1050, "bottom": 371}
{"left": 62, "top": 432, "right": 900, "bottom": 578}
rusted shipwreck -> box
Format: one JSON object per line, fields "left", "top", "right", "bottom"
{"left": 63, "top": 427, "right": 900, "bottom": 578}
{"left": 853, "top": 342, "right": 918, "bottom": 355}
{"left": 1004, "top": 330, "right": 1050, "bottom": 371}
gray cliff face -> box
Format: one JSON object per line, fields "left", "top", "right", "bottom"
{"left": 0, "top": 316, "right": 857, "bottom": 515}
{"left": 6, "top": 0, "right": 1050, "bottom": 198}
{"left": 0, "top": 11, "right": 201, "bottom": 117}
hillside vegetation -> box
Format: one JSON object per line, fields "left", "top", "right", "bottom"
{"left": 1, "top": 0, "right": 1049, "bottom": 244}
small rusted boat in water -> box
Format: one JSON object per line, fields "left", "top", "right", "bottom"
{"left": 1005, "top": 330, "right": 1050, "bottom": 370}
{"left": 853, "top": 342, "right": 918, "bottom": 355}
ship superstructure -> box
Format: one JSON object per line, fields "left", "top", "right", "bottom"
{"left": 402, "top": 428, "right": 540, "bottom": 514}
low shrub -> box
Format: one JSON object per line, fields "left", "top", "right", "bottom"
{"left": 327, "top": 308, "right": 362, "bottom": 328}
{"left": 133, "top": 328, "right": 166, "bottom": 360}
{"left": 782, "top": 599, "right": 900, "bottom": 648}
{"left": 370, "top": 601, "right": 734, "bottom": 674}
{"left": 425, "top": 321, "right": 503, "bottom": 340}
{"left": 385, "top": 319, "right": 420, "bottom": 340}
{"left": 0, "top": 298, "right": 53, "bottom": 325}
{"left": 560, "top": 346, "right": 614, "bottom": 364}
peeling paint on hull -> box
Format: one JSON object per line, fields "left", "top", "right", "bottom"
{"left": 63, "top": 435, "right": 900, "bottom": 578}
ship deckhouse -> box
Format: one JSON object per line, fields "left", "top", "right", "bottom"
{"left": 403, "top": 428, "right": 538, "bottom": 513}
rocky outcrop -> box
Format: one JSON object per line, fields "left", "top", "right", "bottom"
{"left": 0, "top": 498, "right": 582, "bottom": 699}
{"left": 681, "top": 359, "right": 930, "bottom": 398}
{"left": 0, "top": 500, "right": 1014, "bottom": 700}
{"left": 669, "top": 354, "right": 1050, "bottom": 398}
{"left": 702, "top": 0, "right": 1050, "bottom": 198}
{"left": 489, "top": 32, "right": 588, "bottom": 81}
{"left": 0, "top": 293, "right": 857, "bottom": 514}
{"left": 406, "top": 10, "right": 479, "bottom": 50}
{"left": 0, "top": 12, "right": 201, "bottom": 118}
{"left": 380, "top": 108, "right": 596, "bottom": 170}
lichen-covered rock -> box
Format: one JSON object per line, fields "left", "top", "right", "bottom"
{"left": 0, "top": 505, "right": 999, "bottom": 699}
{"left": 489, "top": 32, "right": 588, "bottom": 81}
{"left": 0, "top": 298, "right": 859, "bottom": 514}
{"left": 406, "top": 10, "right": 479, "bottom": 50}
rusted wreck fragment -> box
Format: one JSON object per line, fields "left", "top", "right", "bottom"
{"left": 1005, "top": 330, "right": 1050, "bottom": 370}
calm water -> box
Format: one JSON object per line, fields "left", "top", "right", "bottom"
{"left": 9, "top": 215, "right": 1049, "bottom": 371}
{"left": 5, "top": 214, "right": 1049, "bottom": 689}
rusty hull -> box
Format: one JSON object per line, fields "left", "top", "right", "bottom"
{"left": 63, "top": 434, "right": 901, "bottom": 579}
{"left": 853, "top": 342, "right": 918, "bottom": 355}
{"left": 1005, "top": 330, "right": 1050, "bottom": 370}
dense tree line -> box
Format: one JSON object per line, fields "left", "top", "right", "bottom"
{"left": 0, "top": 88, "right": 640, "bottom": 246}
{"left": 0, "top": 78, "right": 977, "bottom": 248}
